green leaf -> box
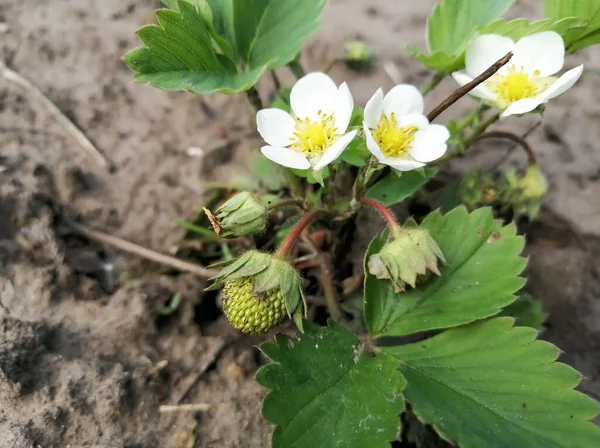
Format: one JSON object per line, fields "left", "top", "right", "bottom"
{"left": 499, "top": 292, "right": 548, "bottom": 330}
{"left": 382, "top": 317, "right": 600, "bottom": 448}
{"left": 545, "top": 0, "right": 600, "bottom": 52}
{"left": 232, "top": 0, "right": 326, "bottom": 69}
{"left": 124, "top": 1, "right": 265, "bottom": 94}
{"left": 364, "top": 230, "right": 393, "bottom": 336}
{"left": 341, "top": 139, "right": 370, "bottom": 167}
{"left": 365, "top": 167, "right": 437, "bottom": 206}
{"left": 411, "top": 0, "right": 514, "bottom": 72}
{"left": 257, "top": 321, "right": 406, "bottom": 448}
{"left": 366, "top": 206, "right": 527, "bottom": 337}
{"left": 478, "top": 17, "right": 583, "bottom": 41}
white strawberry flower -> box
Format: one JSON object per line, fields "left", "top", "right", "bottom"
{"left": 363, "top": 85, "right": 450, "bottom": 171}
{"left": 452, "top": 31, "right": 583, "bottom": 118}
{"left": 256, "top": 72, "right": 357, "bottom": 171}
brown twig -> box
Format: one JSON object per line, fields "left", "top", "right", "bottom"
{"left": 63, "top": 217, "right": 220, "bottom": 278}
{"left": 427, "top": 52, "right": 513, "bottom": 122}
{"left": 0, "top": 60, "right": 109, "bottom": 169}
{"left": 159, "top": 403, "right": 211, "bottom": 413}
{"left": 475, "top": 131, "right": 537, "bottom": 165}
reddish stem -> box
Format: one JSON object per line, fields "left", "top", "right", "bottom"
{"left": 360, "top": 198, "right": 402, "bottom": 235}
{"left": 276, "top": 210, "right": 322, "bottom": 257}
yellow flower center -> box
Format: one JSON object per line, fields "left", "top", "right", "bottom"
{"left": 291, "top": 111, "right": 337, "bottom": 156}
{"left": 486, "top": 65, "right": 551, "bottom": 108}
{"left": 373, "top": 113, "right": 418, "bottom": 158}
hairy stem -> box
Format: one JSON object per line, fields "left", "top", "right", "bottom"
{"left": 276, "top": 210, "right": 322, "bottom": 257}
{"left": 288, "top": 57, "right": 306, "bottom": 79}
{"left": 427, "top": 52, "right": 512, "bottom": 122}
{"left": 421, "top": 72, "right": 446, "bottom": 96}
{"left": 266, "top": 198, "right": 307, "bottom": 211}
{"left": 318, "top": 254, "right": 342, "bottom": 321}
{"left": 360, "top": 198, "right": 401, "bottom": 235}
{"left": 463, "top": 112, "right": 501, "bottom": 149}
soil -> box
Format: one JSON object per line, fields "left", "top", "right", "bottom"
{"left": 1, "top": 0, "right": 600, "bottom": 447}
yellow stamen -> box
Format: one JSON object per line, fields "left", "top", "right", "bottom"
{"left": 291, "top": 112, "right": 337, "bottom": 156}
{"left": 373, "top": 112, "right": 418, "bottom": 158}
{"left": 486, "top": 65, "right": 552, "bottom": 108}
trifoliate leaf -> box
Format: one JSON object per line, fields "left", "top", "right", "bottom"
{"left": 478, "top": 17, "right": 583, "bottom": 41}
{"left": 499, "top": 292, "right": 548, "bottom": 330}
{"left": 545, "top": 0, "right": 600, "bottom": 52}
{"left": 365, "top": 167, "right": 438, "bottom": 207}
{"left": 124, "top": 1, "right": 264, "bottom": 94}
{"left": 257, "top": 321, "right": 406, "bottom": 448}
{"left": 232, "top": 0, "right": 326, "bottom": 69}
{"left": 382, "top": 317, "right": 600, "bottom": 448}
{"left": 365, "top": 206, "right": 526, "bottom": 337}
{"left": 410, "top": 0, "right": 515, "bottom": 73}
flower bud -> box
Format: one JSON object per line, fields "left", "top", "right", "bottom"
{"left": 206, "top": 192, "right": 267, "bottom": 238}
{"left": 368, "top": 228, "right": 445, "bottom": 292}
{"left": 344, "top": 40, "right": 376, "bottom": 71}
{"left": 207, "top": 250, "right": 305, "bottom": 334}
{"left": 503, "top": 164, "right": 548, "bottom": 219}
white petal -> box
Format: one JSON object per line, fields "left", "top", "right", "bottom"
{"left": 466, "top": 34, "right": 515, "bottom": 78}
{"left": 387, "top": 158, "right": 426, "bottom": 171}
{"left": 511, "top": 31, "right": 564, "bottom": 77}
{"left": 334, "top": 82, "right": 354, "bottom": 133}
{"left": 256, "top": 108, "right": 296, "bottom": 147}
{"left": 290, "top": 72, "right": 338, "bottom": 120}
{"left": 452, "top": 72, "right": 496, "bottom": 101}
{"left": 500, "top": 98, "right": 543, "bottom": 118}
{"left": 313, "top": 130, "right": 357, "bottom": 170}
{"left": 537, "top": 64, "right": 584, "bottom": 101}
{"left": 261, "top": 146, "right": 310, "bottom": 169}
{"left": 364, "top": 88, "right": 384, "bottom": 128}
{"left": 398, "top": 113, "right": 429, "bottom": 129}
{"left": 383, "top": 84, "right": 424, "bottom": 120}
{"left": 408, "top": 126, "right": 450, "bottom": 162}
{"left": 363, "top": 121, "right": 385, "bottom": 160}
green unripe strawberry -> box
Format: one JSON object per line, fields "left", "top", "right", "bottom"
{"left": 222, "top": 277, "right": 287, "bottom": 334}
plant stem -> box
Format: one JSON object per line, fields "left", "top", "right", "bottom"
{"left": 462, "top": 112, "right": 501, "bottom": 149}
{"left": 360, "top": 198, "right": 401, "bottom": 236}
{"left": 421, "top": 72, "right": 445, "bottom": 96}
{"left": 276, "top": 210, "right": 322, "bottom": 257}
{"left": 283, "top": 168, "right": 305, "bottom": 198}
{"left": 288, "top": 57, "right": 306, "bottom": 79}
{"left": 318, "top": 254, "right": 342, "bottom": 321}
{"left": 246, "top": 86, "right": 263, "bottom": 112}
{"left": 266, "top": 198, "right": 307, "bottom": 211}
{"left": 475, "top": 131, "right": 537, "bottom": 164}
{"left": 426, "top": 52, "right": 512, "bottom": 122}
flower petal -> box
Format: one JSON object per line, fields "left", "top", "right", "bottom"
{"left": 408, "top": 125, "right": 450, "bottom": 162}
{"left": 290, "top": 72, "right": 338, "bottom": 120}
{"left": 314, "top": 130, "right": 357, "bottom": 170}
{"left": 500, "top": 98, "right": 543, "bottom": 118}
{"left": 511, "top": 31, "right": 564, "bottom": 77}
{"left": 466, "top": 34, "right": 515, "bottom": 78}
{"left": 398, "top": 113, "right": 429, "bottom": 129}
{"left": 387, "top": 158, "right": 426, "bottom": 172}
{"left": 383, "top": 84, "right": 424, "bottom": 120}
{"left": 363, "top": 121, "right": 385, "bottom": 160}
{"left": 256, "top": 108, "right": 296, "bottom": 147}
{"left": 537, "top": 64, "right": 584, "bottom": 101}
{"left": 334, "top": 82, "right": 354, "bottom": 133}
{"left": 364, "top": 88, "right": 384, "bottom": 128}
{"left": 452, "top": 72, "right": 496, "bottom": 101}
{"left": 261, "top": 146, "right": 310, "bottom": 169}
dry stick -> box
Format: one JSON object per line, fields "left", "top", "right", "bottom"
{"left": 475, "top": 131, "right": 537, "bottom": 165}
{"left": 64, "top": 217, "right": 220, "bottom": 278}
{"left": 427, "top": 52, "right": 513, "bottom": 123}
{"left": 0, "top": 60, "right": 109, "bottom": 169}
{"left": 159, "top": 404, "right": 212, "bottom": 413}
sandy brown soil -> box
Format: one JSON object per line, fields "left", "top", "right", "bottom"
{"left": 1, "top": 0, "right": 600, "bottom": 446}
